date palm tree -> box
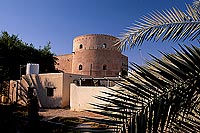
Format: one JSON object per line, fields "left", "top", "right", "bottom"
{"left": 78, "top": 0, "right": 200, "bottom": 132}
{"left": 118, "top": 0, "right": 200, "bottom": 50}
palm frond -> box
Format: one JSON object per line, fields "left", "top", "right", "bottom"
{"left": 80, "top": 45, "right": 200, "bottom": 133}
{"left": 118, "top": 3, "right": 200, "bottom": 50}
{"left": 193, "top": 0, "right": 200, "bottom": 15}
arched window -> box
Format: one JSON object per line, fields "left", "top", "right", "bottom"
{"left": 79, "top": 64, "right": 83, "bottom": 70}
{"left": 79, "top": 44, "right": 83, "bottom": 49}
{"left": 103, "top": 43, "right": 107, "bottom": 48}
{"left": 103, "top": 65, "right": 107, "bottom": 70}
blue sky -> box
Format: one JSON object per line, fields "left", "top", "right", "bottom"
{"left": 0, "top": 0, "right": 196, "bottom": 66}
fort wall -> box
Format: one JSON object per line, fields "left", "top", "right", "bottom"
{"left": 55, "top": 34, "right": 128, "bottom": 77}
{"left": 55, "top": 54, "right": 72, "bottom": 73}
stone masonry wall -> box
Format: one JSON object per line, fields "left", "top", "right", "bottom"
{"left": 55, "top": 54, "right": 72, "bottom": 73}
{"left": 72, "top": 34, "right": 127, "bottom": 77}
{"left": 55, "top": 34, "right": 128, "bottom": 77}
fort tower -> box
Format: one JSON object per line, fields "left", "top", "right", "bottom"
{"left": 56, "top": 34, "right": 128, "bottom": 77}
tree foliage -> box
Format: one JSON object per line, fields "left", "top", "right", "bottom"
{"left": 0, "top": 31, "right": 58, "bottom": 82}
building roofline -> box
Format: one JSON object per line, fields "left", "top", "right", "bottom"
{"left": 73, "top": 34, "right": 120, "bottom": 40}
{"left": 55, "top": 53, "right": 72, "bottom": 57}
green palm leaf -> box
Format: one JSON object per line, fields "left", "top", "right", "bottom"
{"left": 77, "top": 1, "right": 200, "bottom": 132}
{"left": 118, "top": 2, "right": 200, "bottom": 50}
{"left": 81, "top": 45, "right": 200, "bottom": 133}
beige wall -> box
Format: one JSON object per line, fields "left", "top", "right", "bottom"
{"left": 35, "top": 73, "right": 63, "bottom": 108}
{"left": 9, "top": 80, "right": 18, "bottom": 103}
{"left": 62, "top": 73, "right": 84, "bottom": 108}
{"left": 9, "top": 72, "right": 120, "bottom": 110}
{"left": 70, "top": 83, "right": 113, "bottom": 111}
{"left": 9, "top": 73, "right": 83, "bottom": 108}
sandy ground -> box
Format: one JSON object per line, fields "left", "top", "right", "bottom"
{"left": 38, "top": 108, "right": 104, "bottom": 120}
{"left": 38, "top": 109, "right": 115, "bottom": 131}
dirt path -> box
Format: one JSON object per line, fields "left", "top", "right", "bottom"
{"left": 39, "top": 108, "right": 104, "bottom": 120}
{"left": 38, "top": 109, "right": 115, "bottom": 132}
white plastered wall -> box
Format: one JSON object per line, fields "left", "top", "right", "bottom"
{"left": 70, "top": 83, "right": 115, "bottom": 111}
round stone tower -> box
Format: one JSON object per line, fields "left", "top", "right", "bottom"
{"left": 71, "top": 34, "right": 128, "bottom": 77}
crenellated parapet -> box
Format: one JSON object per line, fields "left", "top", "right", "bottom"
{"left": 73, "top": 34, "right": 120, "bottom": 40}
{"left": 73, "top": 34, "right": 120, "bottom": 53}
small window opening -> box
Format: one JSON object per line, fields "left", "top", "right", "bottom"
{"left": 79, "top": 44, "right": 83, "bottom": 49}
{"left": 46, "top": 87, "right": 55, "bottom": 96}
{"left": 103, "top": 65, "right": 107, "bottom": 70}
{"left": 103, "top": 43, "right": 107, "bottom": 48}
{"left": 79, "top": 65, "right": 83, "bottom": 70}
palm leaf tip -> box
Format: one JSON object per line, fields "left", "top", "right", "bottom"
{"left": 119, "top": 2, "right": 200, "bottom": 49}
